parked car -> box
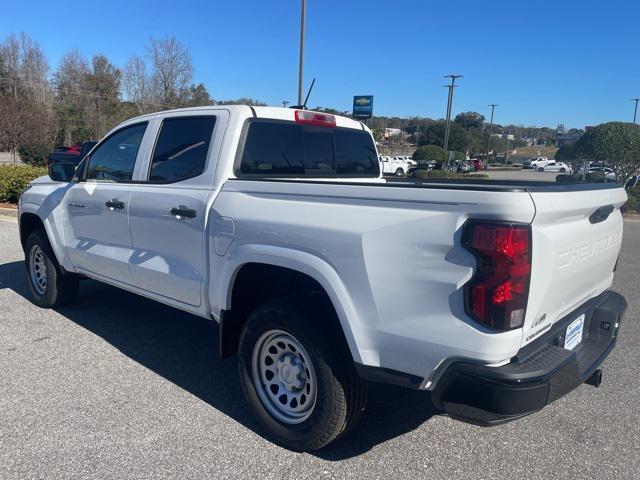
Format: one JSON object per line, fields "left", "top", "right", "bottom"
{"left": 577, "top": 164, "right": 617, "bottom": 181}
{"left": 47, "top": 141, "right": 97, "bottom": 165}
{"left": 449, "top": 160, "right": 473, "bottom": 173}
{"left": 20, "top": 106, "right": 628, "bottom": 451}
{"left": 540, "top": 161, "right": 573, "bottom": 174}
{"left": 470, "top": 158, "right": 485, "bottom": 171}
{"left": 523, "top": 156, "right": 552, "bottom": 169}
{"left": 379, "top": 155, "right": 411, "bottom": 176}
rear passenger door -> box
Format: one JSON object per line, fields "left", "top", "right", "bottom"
{"left": 128, "top": 112, "right": 227, "bottom": 307}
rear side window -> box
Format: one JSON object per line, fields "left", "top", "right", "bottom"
{"left": 148, "top": 116, "right": 216, "bottom": 183}
{"left": 239, "top": 121, "right": 379, "bottom": 177}
{"left": 335, "top": 129, "right": 379, "bottom": 175}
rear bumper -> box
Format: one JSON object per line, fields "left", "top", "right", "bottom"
{"left": 431, "top": 290, "right": 627, "bottom": 425}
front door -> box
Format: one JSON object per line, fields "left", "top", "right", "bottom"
{"left": 128, "top": 114, "right": 220, "bottom": 307}
{"left": 64, "top": 122, "right": 149, "bottom": 283}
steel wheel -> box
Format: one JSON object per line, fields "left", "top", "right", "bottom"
{"left": 29, "top": 244, "right": 47, "bottom": 295}
{"left": 252, "top": 329, "right": 317, "bottom": 424}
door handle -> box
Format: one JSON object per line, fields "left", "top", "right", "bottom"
{"left": 170, "top": 206, "right": 197, "bottom": 218}
{"left": 105, "top": 199, "right": 125, "bottom": 210}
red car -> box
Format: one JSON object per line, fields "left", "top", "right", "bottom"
{"left": 470, "top": 158, "right": 485, "bottom": 171}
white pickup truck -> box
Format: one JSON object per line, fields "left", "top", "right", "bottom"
{"left": 523, "top": 156, "right": 553, "bottom": 169}
{"left": 379, "top": 155, "right": 413, "bottom": 176}
{"left": 19, "top": 106, "right": 628, "bottom": 451}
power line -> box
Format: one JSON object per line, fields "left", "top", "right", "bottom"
{"left": 0, "top": 75, "right": 178, "bottom": 108}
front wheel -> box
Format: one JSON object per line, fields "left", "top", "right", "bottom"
{"left": 395, "top": 168, "right": 404, "bottom": 176}
{"left": 538, "top": 167, "right": 545, "bottom": 172}
{"left": 560, "top": 167, "right": 566, "bottom": 173}
{"left": 25, "top": 230, "right": 79, "bottom": 308}
{"left": 238, "top": 297, "right": 367, "bottom": 451}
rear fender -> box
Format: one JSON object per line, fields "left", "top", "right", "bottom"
{"left": 212, "top": 244, "right": 366, "bottom": 364}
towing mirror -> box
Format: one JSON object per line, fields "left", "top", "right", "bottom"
{"left": 48, "top": 163, "right": 76, "bottom": 182}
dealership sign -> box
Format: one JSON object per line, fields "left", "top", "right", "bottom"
{"left": 352, "top": 95, "right": 373, "bottom": 119}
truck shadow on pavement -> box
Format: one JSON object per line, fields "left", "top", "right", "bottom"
{"left": 0, "top": 260, "right": 437, "bottom": 459}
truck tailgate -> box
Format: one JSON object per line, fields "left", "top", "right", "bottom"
{"left": 523, "top": 186, "right": 627, "bottom": 345}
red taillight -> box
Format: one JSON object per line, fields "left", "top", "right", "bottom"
{"left": 462, "top": 222, "right": 531, "bottom": 330}
{"left": 294, "top": 110, "right": 336, "bottom": 128}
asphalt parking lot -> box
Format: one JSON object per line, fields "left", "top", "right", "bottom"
{"left": 1, "top": 216, "right": 639, "bottom": 480}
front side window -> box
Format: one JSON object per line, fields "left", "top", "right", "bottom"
{"left": 239, "top": 121, "right": 379, "bottom": 177}
{"left": 86, "top": 123, "right": 147, "bottom": 182}
{"left": 148, "top": 116, "right": 216, "bottom": 183}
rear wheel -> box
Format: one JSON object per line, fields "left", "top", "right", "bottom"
{"left": 395, "top": 168, "right": 404, "bottom": 176}
{"left": 238, "top": 296, "right": 367, "bottom": 451}
{"left": 560, "top": 167, "right": 566, "bottom": 173}
{"left": 25, "top": 230, "right": 79, "bottom": 308}
{"left": 538, "top": 167, "right": 545, "bottom": 172}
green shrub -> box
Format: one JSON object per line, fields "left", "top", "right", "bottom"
{"left": 623, "top": 188, "right": 640, "bottom": 213}
{"left": 18, "top": 144, "right": 50, "bottom": 166}
{"left": 413, "top": 145, "right": 446, "bottom": 162}
{"left": 487, "top": 166, "right": 523, "bottom": 171}
{"left": 0, "top": 165, "right": 48, "bottom": 203}
{"left": 413, "top": 170, "right": 488, "bottom": 180}
{"left": 451, "top": 150, "right": 466, "bottom": 161}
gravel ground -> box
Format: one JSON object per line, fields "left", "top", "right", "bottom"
{"left": 0, "top": 216, "right": 638, "bottom": 480}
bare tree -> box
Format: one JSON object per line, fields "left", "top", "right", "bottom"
{"left": 0, "top": 97, "right": 54, "bottom": 162}
{"left": 0, "top": 35, "right": 20, "bottom": 99}
{"left": 18, "top": 33, "right": 49, "bottom": 101}
{"left": 148, "top": 36, "right": 193, "bottom": 105}
{"left": 53, "top": 49, "right": 90, "bottom": 144}
{"left": 0, "top": 33, "right": 49, "bottom": 102}
{"left": 123, "top": 55, "right": 155, "bottom": 114}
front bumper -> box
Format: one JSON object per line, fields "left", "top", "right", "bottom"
{"left": 431, "top": 290, "right": 627, "bottom": 426}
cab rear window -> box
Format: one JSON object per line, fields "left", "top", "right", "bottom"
{"left": 238, "top": 121, "right": 379, "bottom": 177}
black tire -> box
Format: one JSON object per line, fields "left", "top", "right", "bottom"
{"left": 395, "top": 168, "right": 404, "bottom": 176}
{"left": 238, "top": 296, "right": 367, "bottom": 451}
{"left": 24, "top": 230, "right": 79, "bottom": 308}
{"left": 560, "top": 167, "right": 566, "bottom": 173}
{"left": 538, "top": 167, "right": 544, "bottom": 172}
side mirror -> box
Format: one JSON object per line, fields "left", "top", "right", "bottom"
{"left": 48, "top": 163, "right": 76, "bottom": 182}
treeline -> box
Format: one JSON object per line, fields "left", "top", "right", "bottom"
{"left": 0, "top": 32, "right": 263, "bottom": 164}
{"left": 315, "top": 108, "right": 560, "bottom": 156}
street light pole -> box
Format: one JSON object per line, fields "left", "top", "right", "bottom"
{"left": 297, "top": 0, "right": 307, "bottom": 107}
{"left": 443, "top": 74, "right": 462, "bottom": 154}
{"left": 632, "top": 98, "right": 640, "bottom": 124}
{"left": 283, "top": 100, "right": 290, "bottom": 108}
{"left": 487, "top": 104, "right": 498, "bottom": 159}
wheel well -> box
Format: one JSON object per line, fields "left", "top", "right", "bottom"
{"left": 219, "top": 263, "right": 347, "bottom": 358}
{"left": 19, "top": 213, "right": 45, "bottom": 249}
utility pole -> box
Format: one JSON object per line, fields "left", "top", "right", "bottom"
{"left": 297, "top": 0, "right": 307, "bottom": 107}
{"left": 486, "top": 104, "right": 498, "bottom": 159}
{"left": 443, "top": 74, "right": 463, "bottom": 154}
{"left": 632, "top": 98, "right": 640, "bottom": 124}
{"left": 505, "top": 128, "right": 512, "bottom": 164}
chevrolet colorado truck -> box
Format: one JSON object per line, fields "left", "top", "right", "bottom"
{"left": 18, "top": 106, "right": 628, "bottom": 450}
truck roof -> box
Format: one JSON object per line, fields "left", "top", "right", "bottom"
{"left": 121, "top": 105, "right": 369, "bottom": 132}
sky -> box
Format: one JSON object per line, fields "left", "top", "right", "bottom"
{"left": 2, "top": 0, "right": 639, "bottom": 128}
